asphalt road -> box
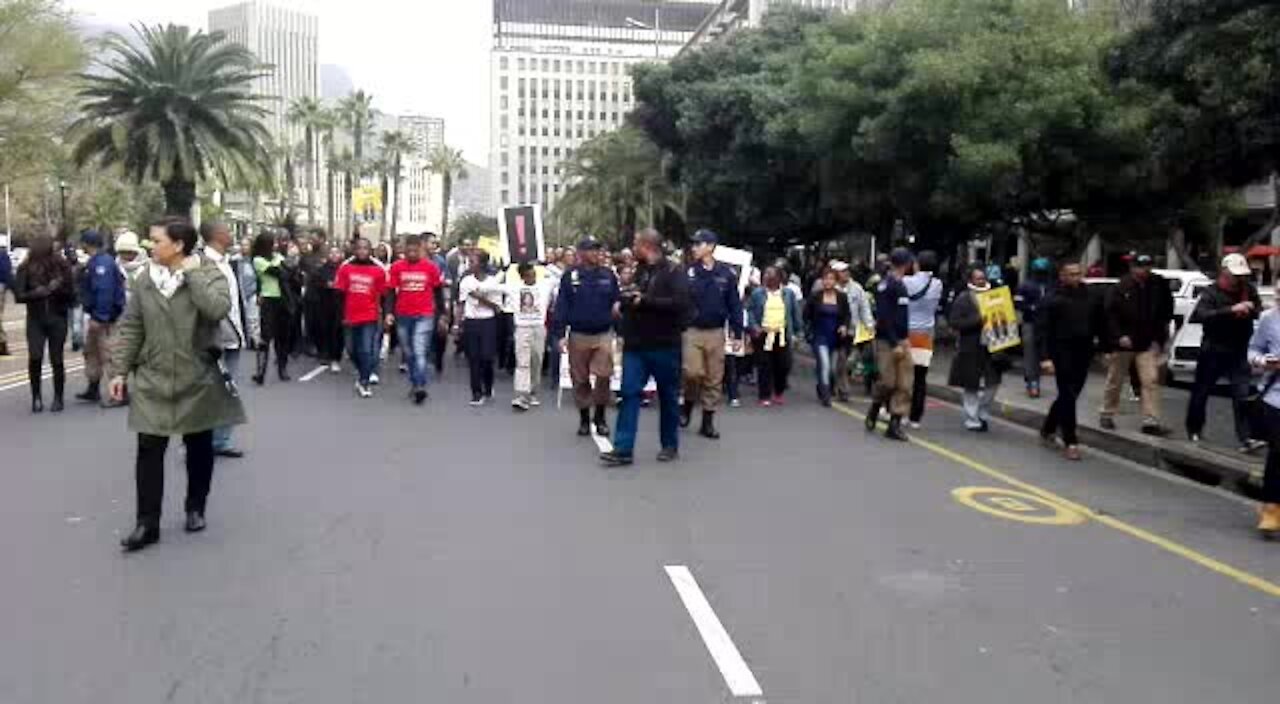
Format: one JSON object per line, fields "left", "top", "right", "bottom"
{"left": 0, "top": 353, "right": 1277, "bottom": 703}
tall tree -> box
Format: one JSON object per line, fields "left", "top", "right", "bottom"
{"left": 379, "top": 130, "right": 415, "bottom": 239}
{"left": 72, "top": 24, "right": 273, "bottom": 217}
{"left": 337, "top": 90, "right": 375, "bottom": 235}
{"left": 449, "top": 212, "right": 499, "bottom": 243}
{"left": 426, "top": 145, "right": 467, "bottom": 241}
{"left": 287, "top": 96, "right": 328, "bottom": 226}
{"left": 369, "top": 155, "right": 391, "bottom": 240}
{"left": 318, "top": 110, "right": 339, "bottom": 237}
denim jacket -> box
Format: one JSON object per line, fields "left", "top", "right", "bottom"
{"left": 747, "top": 286, "right": 800, "bottom": 340}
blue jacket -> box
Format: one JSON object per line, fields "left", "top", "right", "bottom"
{"left": 0, "top": 249, "right": 11, "bottom": 288}
{"left": 79, "top": 251, "right": 126, "bottom": 323}
{"left": 747, "top": 286, "right": 800, "bottom": 341}
{"left": 553, "top": 265, "right": 619, "bottom": 336}
{"left": 686, "top": 261, "right": 744, "bottom": 335}
{"left": 874, "top": 274, "right": 910, "bottom": 345}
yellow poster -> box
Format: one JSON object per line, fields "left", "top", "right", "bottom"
{"left": 476, "top": 235, "right": 502, "bottom": 262}
{"left": 976, "top": 286, "right": 1021, "bottom": 353}
{"left": 352, "top": 186, "right": 382, "bottom": 213}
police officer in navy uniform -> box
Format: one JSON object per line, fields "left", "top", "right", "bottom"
{"left": 680, "top": 229, "right": 743, "bottom": 439}
{"left": 552, "top": 237, "right": 620, "bottom": 437}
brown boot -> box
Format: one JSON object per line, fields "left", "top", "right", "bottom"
{"left": 1257, "top": 504, "right": 1280, "bottom": 540}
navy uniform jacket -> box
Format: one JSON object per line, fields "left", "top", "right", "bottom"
{"left": 552, "top": 265, "right": 619, "bottom": 336}
{"left": 686, "top": 261, "right": 744, "bottom": 336}
{"left": 874, "top": 274, "right": 910, "bottom": 345}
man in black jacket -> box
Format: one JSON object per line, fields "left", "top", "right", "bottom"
{"left": 1100, "top": 254, "right": 1173, "bottom": 435}
{"left": 1038, "top": 262, "right": 1101, "bottom": 461}
{"left": 1186, "top": 253, "right": 1264, "bottom": 451}
{"left": 601, "top": 229, "right": 691, "bottom": 467}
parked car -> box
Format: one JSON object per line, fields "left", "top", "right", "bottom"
{"left": 1154, "top": 268, "right": 1212, "bottom": 332}
{"left": 7, "top": 246, "right": 26, "bottom": 270}
{"left": 1167, "top": 286, "right": 1274, "bottom": 385}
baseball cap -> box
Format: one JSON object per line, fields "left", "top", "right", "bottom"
{"left": 578, "top": 236, "right": 603, "bottom": 251}
{"left": 829, "top": 260, "right": 850, "bottom": 272}
{"left": 889, "top": 247, "right": 915, "bottom": 267}
{"left": 691, "top": 229, "right": 718, "bottom": 245}
{"left": 81, "top": 230, "right": 103, "bottom": 247}
{"left": 1222, "top": 253, "right": 1251, "bottom": 277}
{"left": 115, "top": 231, "right": 141, "bottom": 254}
{"left": 1133, "top": 254, "right": 1154, "bottom": 267}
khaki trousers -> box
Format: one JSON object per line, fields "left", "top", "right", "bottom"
{"left": 514, "top": 325, "right": 546, "bottom": 398}
{"left": 873, "top": 340, "right": 913, "bottom": 417}
{"left": 568, "top": 332, "right": 613, "bottom": 409}
{"left": 1101, "top": 347, "right": 1161, "bottom": 421}
{"left": 84, "top": 319, "right": 114, "bottom": 383}
{"left": 682, "top": 328, "right": 726, "bottom": 409}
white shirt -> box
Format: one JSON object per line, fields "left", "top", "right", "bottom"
{"left": 205, "top": 247, "right": 245, "bottom": 350}
{"left": 459, "top": 274, "right": 501, "bottom": 320}
{"left": 510, "top": 278, "right": 554, "bottom": 327}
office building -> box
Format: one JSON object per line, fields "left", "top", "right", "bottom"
{"left": 489, "top": 0, "right": 718, "bottom": 216}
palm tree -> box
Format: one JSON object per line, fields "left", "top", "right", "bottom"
{"left": 337, "top": 90, "right": 375, "bottom": 235}
{"left": 426, "top": 145, "right": 467, "bottom": 240}
{"left": 379, "top": 130, "right": 415, "bottom": 239}
{"left": 72, "top": 24, "right": 272, "bottom": 216}
{"left": 317, "top": 111, "right": 339, "bottom": 236}
{"left": 369, "top": 155, "right": 392, "bottom": 240}
{"left": 329, "top": 149, "right": 359, "bottom": 237}
{"left": 287, "top": 96, "right": 328, "bottom": 226}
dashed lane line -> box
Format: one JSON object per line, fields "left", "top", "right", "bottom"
{"left": 664, "top": 565, "right": 765, "bottom": 699}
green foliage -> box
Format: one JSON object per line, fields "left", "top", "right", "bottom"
{"left": 426, "top": 144, "right": 467, "bottom": 239}
{"left": 449, "top": 212, "right": 498, "bottom": 243}
{"left": 71, "top": 23, "right": 273, "bottom": 216}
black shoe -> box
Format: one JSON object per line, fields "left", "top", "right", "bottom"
{"left": 884, "top": 416, "right": 909, "bottom": 442}
{"left": 252, "top": 374, "right": 265, "bottom": 386}
{"left": 656, "top": 447, "right": 680, "bottom": 463}
{"left": 578, "top": 419, "right": 592, "bottom": 437}
{"left": 600, "top": 451, "right": 634, "bottom": 467}
{"left": 865, "top": 404, "right": 881, "bottom": 431}
{"left": 1099, "top": 416, "right": 1116, "bottom": 431}
{"left": 121, "top": 524, "right": 160, "bottom": 552}
{"left": 594, "top": 420, "right": 611, "bottom": 437}
{"left": 680, "top": 401, "right": 694, "bottom": 428}
{"left": 31, "top": 397, "right": 43, "bottom": 414}
{"left": 1141, "top": 423, "right": 1171, "bottom": 437}
{"left": 184, "top": 512, "right": 206, "bottom": 533}
{"left": 75, "top": 383, "right": 101, "bottom": 402}
{"left": 278, "top": 369, "right": 291, "bottom": 382}
{"left": 413, "top": 389, "right": 427, "bottom": 405}
{"left": 50, "top": 396, "right": 64, "bottom": 413}
{"left": 699, "top": 411, "right": 720, "bottom": 439}
{"left": 836, "top": 391, "right": 850, "bottom": 403}
{"left": 214, "top": 447, "right": 245, "bottom": 459}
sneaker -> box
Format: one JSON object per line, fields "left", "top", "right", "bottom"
{"left": 529, "top": 396, "right": 541, "bottom": 407}
{"left": 729, "top": 398, "right": 742, "bottom": 408}
{"left": 356, "top": 383, "right": 373, "bottom": 398}
{"left": 511, "top": 397, "right": 530, "bottom": 412}
{"left": 600, "top": 451, "right": 634, "bottom": 467}
{"left": 1141, "top": 423, "right": 1171, "bottom": 438}
{"left": 1063, "top": 445, "right": 1083, "bottom": 461}
{"left": 1099, "top": 416, "right": 1116, "bottom": 431}
{"left": 758, "top": 399, "right": 772, "bottom": 408}
{"left": 369, "top": 373, "right": 380, "bottom": 386}
{"left": 469, "top": 395, "right": 485, "bottom": 407}
{"left": 1240, "top": 439, "right": 1266, "bottom": 454}
{"left": 328, "top": 362, "right": 341, "bottom": 373}
{"left": 656, "top": 447, "right": 679, "bottom": 463}
{"left": 1189, "top": 433, "right": 1202, "bottom": 444}
{"left": 908, "top": 421, "right": 921, "bottom": 430}
{"left": 413, "top": 389, "right": 428, "bottom": 405}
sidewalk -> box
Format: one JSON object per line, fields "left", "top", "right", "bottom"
{"left": 923, "top": 349, "right": 1265, "bottom": 495}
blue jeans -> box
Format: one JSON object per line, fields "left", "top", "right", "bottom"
{"left": 212, "top": 348, "right": 241, "bottom": 451}
{"left": 396, "top": 315, "right": 434, "bottom": 389}
{"left": 814, "top": 342, "right": 834, "bottom": 388}
{"left": 613, "top": 346, "right": 681, "bottom": 455}
{"left": 347, "top": 323, "right": 380, "bottom": 385}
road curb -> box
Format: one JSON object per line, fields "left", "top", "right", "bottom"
{"left": 926, "top": 381, "right": 1265, "bottom": 498}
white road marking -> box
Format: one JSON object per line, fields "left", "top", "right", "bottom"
{"left": 664, "top": 565, "right": 764, "bottom": 698}
{"left": 298, "top": 364, "right": 329, "bottom": 382}
{"left": 0, "top": 363, "right": 87, "bottom": 392}
{"left": 591, "top": 428, "right": 613, "bottom": 453}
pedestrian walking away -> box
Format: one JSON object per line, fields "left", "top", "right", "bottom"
{"left": 1245, "top": 297, "right": 1280, "bottom": 539}
{"left": 1037, "top": 262, "right": 1101, "bottom": 461}
{"left": 108, "top": 218, "right": 247, "bottom": 553}
{"left": 601, "top": 229, "right": 692, "bottom": 467}
{"left": 12, "top": 235, "right": 75, "bottom": 413}
{"left": 459, "top": 250, "right": 505, "bottom": 405}
{"left": 1099, "top": 253, "right": 1173, "bottom": 435}
{"left": 387, "top": 234, "right": 445, "bottom": 405}
{"left": 866, "top": 248, "right": 915, "bottom": 441}
{"left": 510, "top": 261, "right": 554, "bottom": 411}
{"left": 803, "top": 268, "right": 851, "bottom": 408}
{"left": 335, "top": 238, "right": 389, "bottom": 398}
{"left": 75, "top": 230, "right": 126, "bottom": 407}
{"left": 552, "top": 236, "right": 619, "bottom": 436}
{"left": 200, "top": 222, "right": 249, "bottom": 458}
{"left": 251, "top": 233, "right": 292, "bottom": 384}
{"left": 904, "top": 250, "right": 943, "bottom": 428}
{"left": 680, "top": 229, "right": 743, "bottom": 438}
{"left": 1016, "top": 257, "right": 1052, "bottom": 398}
{"left": 748, "top": 266, "right": 799, "bottom": 407}
{"left": 948, "top": 266, "right": 1005, "bottom": 432}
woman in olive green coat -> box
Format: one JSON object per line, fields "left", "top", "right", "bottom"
{"left": 109, "top": 218, "right": 247, "bottom": 552}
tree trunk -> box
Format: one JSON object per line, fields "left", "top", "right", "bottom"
{"left": 391, "top": 155, "right": 402, "bottom": 240}
{"left": 162, "top": 180, "right": 196, "bottom": 217}
{"left": 326, "top": 168, "right": 335, "bottom": 238}
{"left": 346, "top": 171, "right": 355, "bottom": 239}
{"left": 379, "top": 172, "right": 389, "bottom": 241}
{"left": 1240, "top": 172, "right": 1280, "bottom": 250}
{"left": 305, "top": 129, "right": 316, "bottom": 226}
{"left": 440, "top": 175, "right": 452, "bottom": 239}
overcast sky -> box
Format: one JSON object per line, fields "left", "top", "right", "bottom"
{"left": 68, "top": 0, "right": 493, "bottom": 163}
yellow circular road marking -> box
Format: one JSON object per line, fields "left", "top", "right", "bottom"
{"left": 951, "top": 487, "right": 1086, "bottom": 526}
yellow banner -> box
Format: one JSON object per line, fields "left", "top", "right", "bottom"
{"left": 976, "top": 286, "right": 1021, "bottom": 353}
{"left": 476, "top": 235, "right": 502, "bottom": 262}
{"left": 352, "top": 185, "right": 382, "bottom": 213}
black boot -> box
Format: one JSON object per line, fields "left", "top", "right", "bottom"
{"left": 120, "top": 523, "right": 160, "bottom": 552}
{"left": 76, "top": 380, "right": 101, "bottom": 403}
{"left": 865, "top": 402, "right": 881, "bottom": 431}
{"left": 252, "top": 350, "right": 268, "bottom": 385}
{"left": 184, "top": 511, "right": 206, "bottom": 533}
{"left": 577, "top": 408, "right": 592, "bottom": 436}
{"left": 593, "top": 406, "right": 610, "bottom": 437}
{"left": 885, "top": 415, "right": 909, "bottom": 442}
{"left": 817, "top": 384, "right": 831, "bottom": 408}
{"left": 699, "top": 410, "right": 720, "bottom": 439}
{"left": 277, "top": 361, "right": 291, "bottom": 382}
{"left": 50, "top": 363, "right": 65, "bottom": 413}
{"left": 680, "top": 400, "right": 695, "bottom": 428}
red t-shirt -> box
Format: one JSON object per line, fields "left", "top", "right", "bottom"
{"left": 335, "top": 261, "right": 387, "bottom": 325}
{"left": 388, "top": 258, "right": 443, "bottom": 317}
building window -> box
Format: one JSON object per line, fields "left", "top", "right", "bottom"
{"left": 541, "top": 58, "right": 549, "bottom": 71}
{"left": 518, "top": 57, "right": 525, "bottom": 70}
{"left": 500, "top": 76, "right": 508, "bottom": 90}
{"left": 554, "top": 60, "right": 561, "bottom": 72}
{"left": 500, "top": 115, "right": 508, "bottom": 129}
{"left": 501, "top": 96, "right": 508, "bottom": 110}
{"left": 501, "top": 153, "right": 509, "bottom": 166}
{"left": 501, "top": 190, "right": 509, "bottom": 203}
{"left": 501, "top": 171, "right": 509, "bottom": 185}
{"left": 500, "top": 56, "right": 508, "bottom": 70}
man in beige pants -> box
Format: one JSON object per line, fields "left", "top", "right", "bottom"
{"left": 1099, "top": 253, "right": 1174, "bottom": 436}
{"left": 680, "top": 229, "right": 743, "bottom": 439}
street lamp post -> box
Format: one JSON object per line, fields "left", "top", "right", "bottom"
{"left": 58, "top": 180, "right": 68, "bottom": 240}
{"left": 625, "top": 5, "right": 662, "bottom": 59}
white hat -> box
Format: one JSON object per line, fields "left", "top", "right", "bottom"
{"left": 829, "top": 260, "right": 850, "bottom": 272}
{"left": 1222, "top": 253, "right": 1250, "bottom": 277}
{"left": 115, "top": 231, "right": 141, "bottom": 254}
